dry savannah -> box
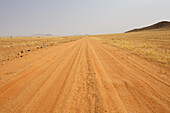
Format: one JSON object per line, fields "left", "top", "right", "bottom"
{"left": 0, "top": 0, "right": 170, "bottom": 113}
{"left": 0, "top": 21, "right": 170, "bottom": 113}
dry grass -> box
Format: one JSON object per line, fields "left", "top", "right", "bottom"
{"left": 0, "top": 36, "right": 80, "bottom": 47}
{"left": 89, "top": 30, "right": 170, "bottom": 64}
{"left": 0, "top": 36, "right": 81, "bottom": 65}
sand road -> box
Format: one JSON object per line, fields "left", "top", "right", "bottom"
{"left": 0, "top": 38, "right": 169, "bottom": 113}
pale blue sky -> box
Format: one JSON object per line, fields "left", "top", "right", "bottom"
{"left": 0, "top": 0, "right": 170, "bottom": 36}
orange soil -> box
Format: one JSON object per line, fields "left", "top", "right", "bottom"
{"left": 0, "top": 38, "right": 169, "bottom": 113}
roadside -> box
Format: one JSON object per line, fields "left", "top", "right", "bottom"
{"left": 0, "top": 36, "right": 81, "bottom": 66}
{"left": 88, "top": 30, "right": 170, "bottom": 67}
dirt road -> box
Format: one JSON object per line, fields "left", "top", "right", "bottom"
{"left": 0, "top": 38, "right": 169, "bottom": 113}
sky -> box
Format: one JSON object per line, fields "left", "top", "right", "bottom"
{"left": 0, "top": 0, "right": 170, "bottom": 36}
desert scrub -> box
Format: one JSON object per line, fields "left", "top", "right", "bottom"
{"left": 89, "top": 30, "right": 170, "bottom": 64}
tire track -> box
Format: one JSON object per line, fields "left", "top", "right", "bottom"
{"left": 88, "top": 38, "right": 170, "bottom": 112}
{"left": 0, "top": 37, "right": 169, "bottom": 113}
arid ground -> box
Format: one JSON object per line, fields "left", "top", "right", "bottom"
{"left": 0, "top": 33, "right": 169, "bottom": 113}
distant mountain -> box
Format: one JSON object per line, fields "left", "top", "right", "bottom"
{"left": 32, "top": 34, "right": 54, "bottom": 36}
{"left": 125, "top": 21, "right": 170, "bottom": 33}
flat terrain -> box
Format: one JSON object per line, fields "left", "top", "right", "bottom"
{"left": 0, "top": 38, "right": 169, "bottom": 113}
{"left": 0, "top": 36, "right": 80, "bottom": 65}
{"left": 90, "top": 30, "right": 170, "bottom": 65}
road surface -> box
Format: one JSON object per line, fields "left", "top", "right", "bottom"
{"left": 0, "top": 38, "right": 169, "bottom": 113}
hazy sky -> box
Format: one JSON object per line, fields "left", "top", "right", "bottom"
{"left": 0, "top": 0, "right": 170, "bottom": 36}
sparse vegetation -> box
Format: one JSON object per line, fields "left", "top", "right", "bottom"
{"left": 89, "top": 30, "right": 170, "bottom": 64}
{"left": 0, "top": 36, "right": 81, "bottom": 65}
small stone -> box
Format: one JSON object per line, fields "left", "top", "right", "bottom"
{"left": 18, "top": 52, "right": 21, "bottom": 55}
{"left": 2, "top": 62, "right": 5, "bottom": 65}
{"left": 21, "top": 50, "right": 24, "bottom": 53}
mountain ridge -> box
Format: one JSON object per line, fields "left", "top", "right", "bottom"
{"left": 125, "top": 21, "right": 170, "bottom": 33}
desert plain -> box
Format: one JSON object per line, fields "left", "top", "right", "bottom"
{"left": 0, "top": 24, "right": 170, "bottom": 113}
